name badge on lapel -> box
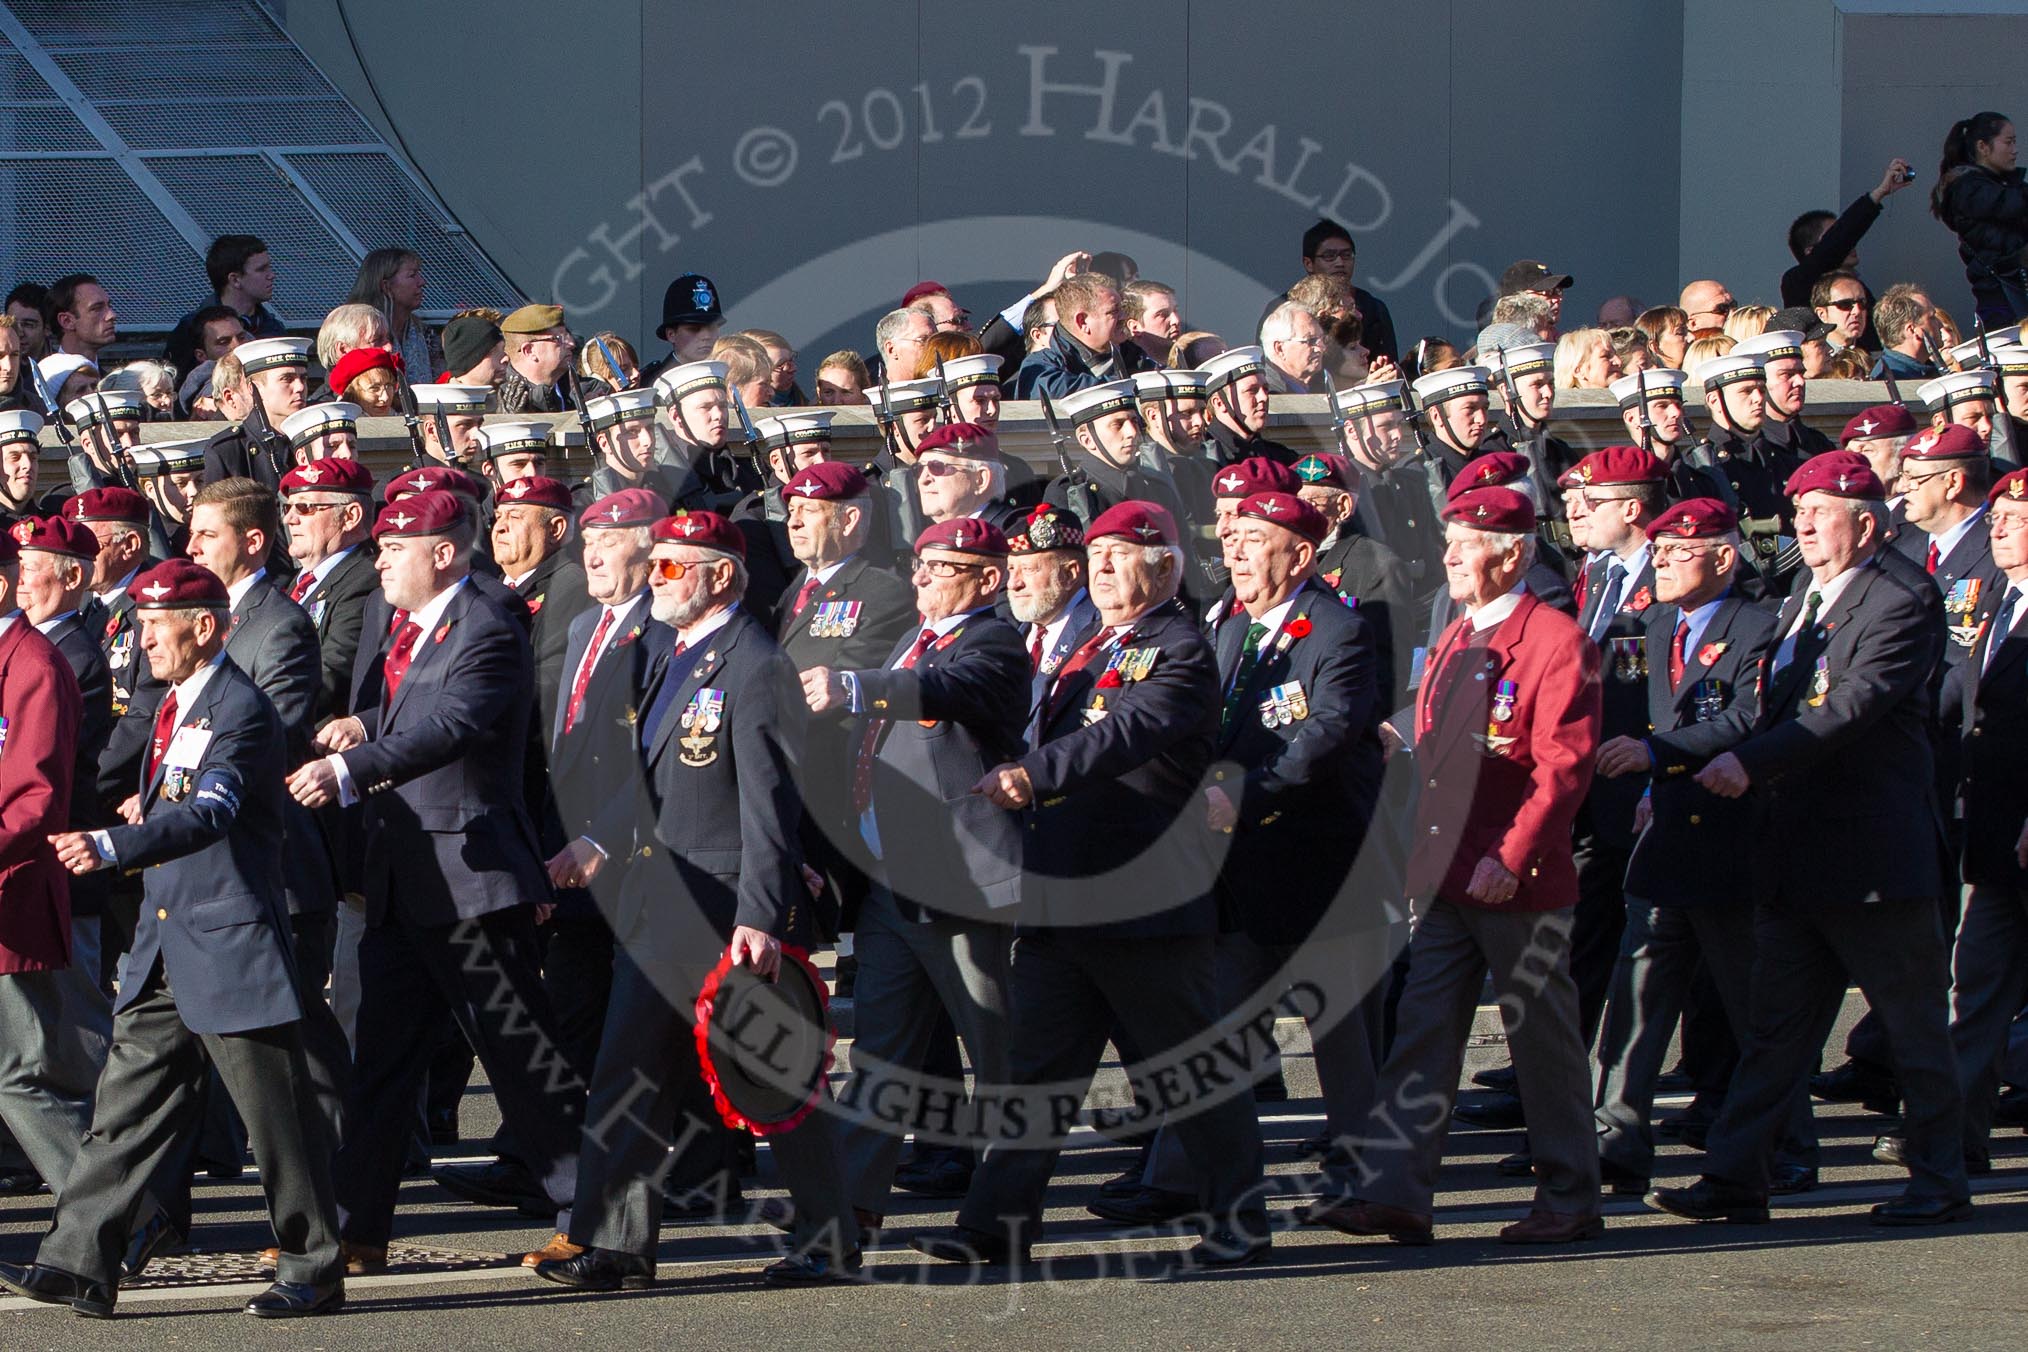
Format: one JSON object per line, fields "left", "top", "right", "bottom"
{"left": 1258, "top": 681, "right": 1310, "bottom": 728}
{"left": 679, "top": 688, "right": 724, "bottom": 766}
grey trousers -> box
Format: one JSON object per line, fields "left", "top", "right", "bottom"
{"left": 1706, "top": 898, "right": 1966, "bottom": 1203}
{"left": 37, "top": 964, "right": 342, "bottom": 1287}
{"left": 571, "top": 950, "right": 856, "bottom": 1262}
{"left": 1595, "top": 899, "right": 1817, "bottom": 1175}
{"left": 1949, "top": 883, "right": 2028, "bottom": 1156}
{"left": 1359, "top": 898, "right": 1601, "bottom": 1217}
{"left": 958, "top": 929, "right": 1268, "bottom": 1245}
{"left": 1142, "top": 927, "right": 1393, "bottom": 1194}
{"left": 0, "top": 956, "right": 110, "bottom": 1201}
{"left": 832, "top": 884, "right": 1012, "bottom": 1217}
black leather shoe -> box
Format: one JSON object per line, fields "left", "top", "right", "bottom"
{"left": 1599, "top": 1159, "right": 1649, "bottom": 1196}
{"left": 1098, "top": 1168, "right": 1145, "bottom": 1200}
{"left": 1186, "top": 1228, "right": 1270, "bottom": 1268}
{"left": 1769, "top": 1164, "right": 1818, "bottom": 1195}
{"left": 1811, "top": 1059, "right": 1897, "bottom": 1105}
{"left": 532, "top": 1248, "right": 655, "bottom": 1291}
{"left": 433, "top": 1159, "right": 552, "bottom": 1217}
{"left": 1087, "top": 1187, "right": 1196, "bottom": 1226}
{"left": 761, "top": 1250, "right": 863, "bottom": 1286}
{"left": 1871, "top": 1195, "right": 1973, "bottom": 1226}
{"left": 1495, "top": 1150, "right": 1535, "bottom": 1178}
{"left": 1471, "top": 1065, "right": 1519, "bottom": 1092}
{"left": 245, "top": 1279, "right": 344, "bottom": 1318}
{"left": 892, "top": 1154, "right": 973, "bottom": 1198}
{"left": 0, "top": 1168, "right": 48, "bottom": 1196}
{"left": 0, "top": 1261, "right": 116, "bottom": 1318}
{"left": 1644, "top": 1179, "right": 1770, "bottom": 1224}
{"left": 1451, "top": 1091, "right": 1526, "bottom": 1129}
{"left": 120, "top": 1208, "right": 182, "bottom": 1279}
{"left": 1992, "top": 1086, "right": 2028, "bottom": 1128}
{"left": 908, "top": 1226, "right": 1031, "bottom": 1265}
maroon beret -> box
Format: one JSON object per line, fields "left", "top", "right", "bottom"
{"left": 1784, "top": 450, "right": 1886, "bottom": 501}
{"left": 11, "top": 514, "right": 100, "bottom": 559}
{"left": 901, "top": 280, "right": 948, "bottom": 307}
{"left": 328, "top": 345, "right": 400, "bottom": 397}
{"left": 915, "top": 518, "right": 1009, "bottom": 557}
{"left": 1008, "top": 505, "right": 1084, "bottom": 555}
{"left": 280, "top": 457, "right": 375, "bottom": 497}
{"left": 493, "top": 476, "right": 574, "bottom": 512}
{"left": 1987, "top": 467, "right": 2028, "bottom": 507}
{"left": 1236, "top": 491, "right": 1328, "bottom": 545}
{"left": 1650, "top": 497, "right": 1738, "bottom": 539}
{"left": 1450, "top": 450, "right": 1532, "bottom": 498}
{"left": 1443, "top": 485, "right": 1538, "bottom": 533}
{"left": 1293, "top": 452, "right": 1357, "bottom": 492}
{"left": 577, "top": 486, "right": 663, "bottom": 529}
{"left": 373, "top": 489, "right": 468, "bottom": 539}
{"left": 1840, "top": 402, "right": 1918, "bottom": 446}
{"left": 913, "top": 421, "right": 1001, "bottom": 462}
{"left": 651, "top": 510, "right": 745, "bottom": 558}
{"left": 386, "top": 465, "right": 487, "bottom": 502}
{"left": 63, "top": 486, "right": 150, "bottom": 525}
{"left": 1087, "top": 499, "right": 1180, "bottom": 547}
{"left": 783, "top": 461, "right": 868, "bottom": 501}
{"left": 1561, "top": 445, "right": 1666, "bottom": 491}
{"left": 1902, "top": 422, "right": 1987, "bottom": 462}
{"left": 130, "top": 558, "right": 229, "bottom": 609}
{"left": 1211, "top": 457, "right": 1300, "bottom": 500}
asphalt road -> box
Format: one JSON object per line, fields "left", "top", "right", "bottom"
{"left": 4, "top": 997, "right": 2024, "bottom": 1350}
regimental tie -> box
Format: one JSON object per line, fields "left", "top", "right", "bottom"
{"left": 563, "top": 609, "right": 615, "bottom": 735}
{"left": 850, "top": 627, "right": 938, "bottom": 812}
{"left": 1220, "top": 622, "right": 1268, "bottom": 736}
{"left": 1027, "top": 624, "right": 1046, "bottom": 674}
{"left": 1774, "top": 589, "right": 1823, "bottom": 673}
{"left": 1925, "top": 540, "right": 1940, "bottom": 576}
{"left": 147, "top": 690, "right": 179, "bottom": 780}
{"left": 290, "top": 570, "right": 315, "bottom": 603}
{"left": 383, "top": 619, "right": 423, "bottom": 702}
{"left": 1986, "top": 587, "right": 2021, "bottom": 672}
{"left": 1669, "top": 617, "right": 1690, "bottom": 691}
{"left": 790, "top": 576, "right": 821, "bottom": 620}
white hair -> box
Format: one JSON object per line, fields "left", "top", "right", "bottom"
{"left": 1259, "top": 300, "right": 1313, "bottom": 345}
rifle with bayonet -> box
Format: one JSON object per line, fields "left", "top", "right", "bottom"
{"left": 933, "top": 354, "right": 958, "bottom": 425}
{"left": 1039, "top": 389, "right": 1098, "bottom": 527}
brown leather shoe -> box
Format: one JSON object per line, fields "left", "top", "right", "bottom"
{"left": 522, "top": 1234, "right": 584, "bottom": 1268}
{"left": 342, "top": 1241, "right": 388, "bottom": 1276}
{"left": 1499, "top": 1209, "right": 1604, "bottom": 1244}
{"left": 1297, "top": 1198, "right": 1435, "bottom": 1245}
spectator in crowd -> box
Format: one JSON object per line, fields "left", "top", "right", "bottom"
{"left": 42, "top": 275, "right": 117, "bottom": 366}
{"left": 1680, "top": 279, "right": 1736, "bottom": 338}
{"left": 1498, "top": 260, "right": 1574, "bottom": 336}
{"left": 327, "top": 347, "right": 401, "bottom": 418}
{"left": 1122, "top": 280, "right": 1183, "bottom": 368}
{"left": 1684, "top": 333, "right": 1736, "bottom": 372}
{"left": 1933, "top": 110, "right": 2028, "bottom": 325}
{"left": 1403, "top": 337, "right": 1461, "bottom": 380}
{"left": 902, "top": 282, "right": 972, "bottom": 337}
{"left": 1780, "top": 157, "right": 1915, "bottom": 327}
{"left": 1554, "top": 328, "right": 1622, "bottom": 389}
{"left": 1012, "top": 271, "right": 1149, "bottom": 398}
{"left": 1723, "top": 305, "right": 1775, "bottom": 343}
{"left": 496, "top": 304, "right": 600, "bottom": 414}
{"left": 315, "top": 302, "right": 391, "bottom": 374}
{"left": 1872, "top": 283, "right": 1944, "bottom": 382}
{"left": 440, "top": 313, "right": 506, "bottom": 389}
{"left": 210, "top": 353, "right": 256, "bottom": 425}
{"left": 164, "top": 235, "right": 283, "bottom": 382}
{"left": 814, "top": 350, "right": 870, "bottom": 405}
{"left": 0, "top": 315, "right": 47, "bottom": 416}
{"left": 1821, "top": 345, "right": 1874, "bottom": 380}
{"left": 711, "top": 333, "right": 772, "bottom": 411}
{"left": 1489, "top": 292, "right": 1556, "bottom": 344}
{"left": 345, "top": 247, "right": 436, "bottom": 379}
{"left": 577, "top": 331, "right": 639, "bottom": 392}
{"left": 1812, "top": 269, "right": 1874, "bottom": 353}
{"left": 1169, "top": 331, "right": 1224, "bottom": 368}
{"left": 37, "top": 354, "right": 97, "bottom": 411}
{"left": 101, "top": 361, "right": 176, "bottom": 418}
{"left": 1287, "top": 274, "right": 1377, "bottom": 382}
{"left": 3, "top": 284, "right": 48, "bottom": 360}
{"left": 872, "top": 305, "right": 935, "bottom": 387}
{"left": 170, "top": 305, "right": 248, "bottom": 385}
{"left": 1597, "top": 295, "right": 1644, "bottom": 328}
{"left": 1608, "top": 326, "right": 1652, "bottom": 375}
{"left": 1260, "top": 301, "right": 1327, "bottom": 394}
{"left": 1636, "top": 305, "right": 1691, "bottom": 368}
{"left": 1267, "top": 218, "right": 1398, "bottom": 363}
{"left": 741, "top": 329, "right": 803, "bottom": 405}
{"left": 1020, "top": 294, "right": 1058, "bottom": 356}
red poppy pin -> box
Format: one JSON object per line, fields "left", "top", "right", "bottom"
{"left": 527, "top": 595, "right": 545, "bottom": 614}
{"left": 1628, "top": 586, "right": 1653, "bottom": 612}
{"left": 433, "top": 620, "right": 453, "bottom": 645}
{"left": 1696, "top": 640, "right": 1728, "bottom": 666}
{"left": 103, "top": 614, "right": 120, "bottom": 640}
{"left": 1286, "top": 616, "right": 1313, "bottom": 640}
{"left": 1096, "top": 669, "right": 1124, "bottom": 690}
{"left": 1323, "top": 569, "right": 1342, "bottom": 589}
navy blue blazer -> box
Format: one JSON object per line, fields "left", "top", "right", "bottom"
{"left": 107, "top": 656, "right": 302, "bottom": 1035}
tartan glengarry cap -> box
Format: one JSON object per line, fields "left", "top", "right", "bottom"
{"left": 1237, "top": 491, "right": 1328, "bottom": 545}
{"left": 1650, "top": 497, "right": 1738, "bottom": 539}
{"left": 577, "top": 486, "right": 664, "bottom": 529}
{"left": 1007, "top": 505, "right": 1084, "bottom": 555}
{"left": 492, "top": 476, "right": 574, "bottom": 512}
{"left": 1784, "top": 450, "right": 1886, "bottom": 501}
{"left": 373, "top": 489, "right": 468, "bottom": 539}
{"left": 783, "top": 461, "right": 867, "bottom": 501}
{"left": 1211, "top": 456, "right": 1300, "bottom": 500}
{"left": 1086, "top": 500, "right": 1180, "bottom": 548}
{"left": 130, "top": 558, "right": 229, "bottom": 609}
{"left": 915, "top": 518, "right": 1009, "bottom": 557}
{"left": 1443, "top": 485, "right": 1537, "bottom": 533}
{"left": 651, "top": 510, "right": 745, "bottom": 558}
{"left": 279, "top": 457, "right": 374, "bottom": 497}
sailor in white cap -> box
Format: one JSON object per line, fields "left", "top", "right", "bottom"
{"left": 938, "top": 352, "right": 1005, "bottom": 430}
{"left": 577, "top": 388, "right": 670, "bottom": 506}
{"left": 409, "top": 383, "right": 491, "bottom": 467}
{"left": 1409, "top": 364, "right": 1495, "bottom": 488}
{"left": 1734, "top": 329, "right": 1834, "bottom": 459}
{"left": 1687, "top": 353, "right": 1793, "bottom": 571}
{"left": 653, "top": 358, "right": 760, "bottom": 510}
{"left": 278, "top": 402, "right": 361, "bottom": 467}
{"left": 470, "top": 420, "right": 552, "bottom": 491}
{"left": 1045, "top": 379, "right": 1190, "bottom": 537}
{"left": 35, "top": 353, "right": 97, "bottom": 413}
{"left": 1920, "top": 368, "right": 2004, "bottom": 456}
{"left": 0, "top": 409, "right": 44, "bottom": 521}
{"left": 1328, "top": 379, "right": 1447, "bottom": 600}
{"left": 1482, "top": 339, "right": 1577, "bottom": 542}
{"left": 59, "top": 389, "right": 146, "bottom": 496}
{"left": 862, "top": 376, "right": 945, "bottom": 545}
{"left": 1132, "top": 368, "right": 1217, "bottom": 538}
{"left": 203, "top": 336, "right": 312, "bottom": 488}
{"left": 1199, "top": 345, "right": 1297, "bottom": 465}
{"left": 127, "top": 436, "right": 210, "bottom": 559}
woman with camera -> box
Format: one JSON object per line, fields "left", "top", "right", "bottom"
{"left": 1935, "top": 111, "right": 2028, "bottom": 326}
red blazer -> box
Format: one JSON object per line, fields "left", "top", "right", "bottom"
{"left": 0, "top": 618, "right": 79, "bottom": 974}
{"left": 1407, "top": 591, "right": 1600, "bottom": 911}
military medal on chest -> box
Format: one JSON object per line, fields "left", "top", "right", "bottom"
{"left": 1692, "top": 678, "right": 1726, "bottom": 723}
{"left": 679, "top": 687, "right": 725, "bottom": 766}
{"left": 1806, "top": 656, "right": 1832, "bottom": 708}
{"left": 1474, "top": 678, "right": 1519, "bottom": 754}
{"left": 1258, "top": 680, "right": 1310, "bottom": 728}
{"left": 810, "top": 600, "right": 862, "bottom": 638}
{"left": 1608, "top": 635, "right": 1647, "bottom": 682}
{"left": 1944, "top": 576, "right": 1986, "bottom": 649}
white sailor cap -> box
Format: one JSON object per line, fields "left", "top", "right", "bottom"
{"left": 65, "top": 390, "right": 146, "bottom": 429}
{"left": 470, "top": 420, "right": 551, "bottom": 461}
{"left": 1947, "top": 336, "right": 2028, "bottom": 376}
{"left": 1132, "top": 369, "right": 1209, "bottom": 402}
{"left": 1411, "top": 365, "right": 1492, "bottom": 407}
{"left": 1332, "top": 379, "right": 1409, "bottom": 417}
{"left": 1198, "top": 345, "right": 1268, "bottom": 392}
{"left": 1987, "top": 344, "right": 2028, "bottom": 377}
{"left": 549, "top": 421, "right": 587, "bottom": 450}
{"left": 127, "top": 437, "right": 210, "bottom": 477}
{"left": 1733, "top": 330, "right": 1808, "bottom": 365}
{"left": 1988, "top": 324, "right": 2022, "bottom": 349}
{"left": 937, "top": 353, "right": 1003, "bottom": 390}
{"left": 1609, "top": 368, "right": 1689, "bottom": 409}
{"left": 279, "top": 402, "right": 360, "bottom": 448}
{"left": 864, "top": 377, "right": 942, "bottom": 415}
{"left": 411, "top": 383, "right": 491, "bottom": 416}
{"left": 36, "top": 353, "right": 95, "bottom": 395}
{"left": 0, "top": 409, "right": 45, "bottom": 445}
{"left": 653, "top": 359, "right": 729, "bottom": 404}
{"left": 584, "top": 388, "right": 658, "bottom": 429}
{"left": 1691, "top": 354, "right": 1765, "bottom": 391}
{"left": 1481, "top": 341, "right": 1557, "bottom": 380}
{"left": 236, "top": 337, "right": 313, "bottom": 375}
{"left": 755, "top": 410, "right": 836, "bottom": 449}
{"left": 1054, "top": 378, "right": 1141, "bottom": 426}
{"left": 1919, "top": 369, "right": 1997, "bottom": 411}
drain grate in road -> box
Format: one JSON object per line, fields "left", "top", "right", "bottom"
{"left": 127, "top": 1243, "right": 504, "bottom": 1288}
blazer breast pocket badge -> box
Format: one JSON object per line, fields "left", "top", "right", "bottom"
{"left": 679, "top": 688, "right": 725, "bottom": 766}
{"left": 1258, "top": 681, "right": 1310, "bottom": 728}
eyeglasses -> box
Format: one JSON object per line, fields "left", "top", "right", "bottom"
{"left": 936, "top": 310, "right": 971, "bottom": 330}
{"left": 1824, "top": 297, "right": 1869, "bottom": 312}
{"left": 282, "top": 500, "right": 346, "bottom": 517}
{"left": 1283, "top": 336, "right": 1326, "bottom": 348}
{"left": 1309, "top": 249, "right": 1354, "bottom": 264}
{"left": 917, "top": 458, "right": 976, "bottom": 477}
{"left": 909, "top": 556, "right": 989, "bottom": 578}
{"left": 652, "top": 557, "right": 715, "bottom": 580}
{"left": 1653, "top": 542, "right": 1722, "bottom": 563}
{"left": 1898, "top": 467, "right": 1957, "bottom": 487}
